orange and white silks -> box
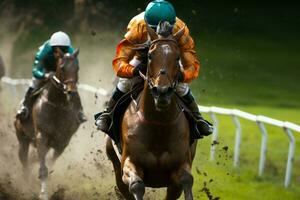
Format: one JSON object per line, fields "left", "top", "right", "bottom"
{"left": 112, "top": 12, "right": 200, "bottom": 83}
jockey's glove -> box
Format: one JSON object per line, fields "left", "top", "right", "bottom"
{"left": 133, "top": 64, "right": 146, "bottom": 77}
{"left": 133, "top": 66, "right": 140, "bottom": 77}
{"left": 44, "top": 72, "right": 55, "bottom": 80}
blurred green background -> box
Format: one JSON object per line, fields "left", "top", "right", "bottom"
{"left": 0, "top": 0, "right": 300, "bottom": 199}
{"left": 1, "top": 0, "right": 300, "bottom": 106}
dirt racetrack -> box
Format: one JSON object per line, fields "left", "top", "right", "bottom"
{"left": 0, "top": 83, "right": 162, "bottom": 200}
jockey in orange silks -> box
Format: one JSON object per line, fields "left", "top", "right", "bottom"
{"left": 96, "top": 0, "right": 213, "bottom": 138}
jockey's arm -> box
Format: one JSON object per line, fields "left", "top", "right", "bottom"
{"left": 112, "top": 39, "right": 137, "bottom": 78}
{"left": 112, "top": 13, "right": 149, "bottom": 78}
{"left": 178, "top": 25, "right": 200, "bottom": 83}
{"left": 32, "top": 57, "right": 46, "bottom": 79}
{"left": 32, "top": 41, "right": 51, "bottom": 79}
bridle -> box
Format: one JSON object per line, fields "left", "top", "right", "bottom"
{"left": 51, "top": 75, "right": 77, "bottom": 93}
{"left": 50, "top": 55, "right": 78, "bottom": 93}
{"left": 138, "top": 37, "right": 180, "bottom": 94}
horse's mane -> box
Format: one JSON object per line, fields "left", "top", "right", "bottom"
{"left": 156, "top": 21, "right": 173, "bottom": 38}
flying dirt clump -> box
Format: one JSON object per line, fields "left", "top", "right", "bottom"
{"left": 200, "top": 181, "right": 220, "bottom": 200}
{"left": 49, "top": 188, "right": 65, "bottom": 200}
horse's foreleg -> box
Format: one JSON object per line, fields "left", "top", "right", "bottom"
{"left": 49, "top": 144, "right": 67, "bottom": 168}
{"left": 181, "top": 170, "right": 194, "bottom": 200}
{"left": 122, "top": 157, "right": 145, "bottom": 200}
{"left": 165, "top": 184, "right": 183, "bottom": 200}
{"left": 170, "top": 164, "right": 194, "bottom": 200}
{"left": 17, "top": 133, "right": 30, "bottom": 180}
{"left": 106, "top": 137, "right": 134, "bottom": 200}
{"left": 36, "top": 132, "right": 49, "bottom": 200}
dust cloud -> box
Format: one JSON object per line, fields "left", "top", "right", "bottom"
{"left": 0, "top": 29, "right": 162, "bottom": 200}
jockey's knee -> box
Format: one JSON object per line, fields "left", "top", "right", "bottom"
{"left": 117, "top": 77, "right": 142, "bottom": 93}
{"left": 117, "top": 78, "right": 132, "bottom": 93}
{"left": 30, "top": 77, "right": 43, "bottom": 90}
{"left": 175, "top": 83, "right": 189, "bottom": 97}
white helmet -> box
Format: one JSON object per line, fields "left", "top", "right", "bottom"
{"left": 49, "top": 31, "right": 71, "bottom": 46}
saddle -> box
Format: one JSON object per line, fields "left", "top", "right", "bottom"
{"left": 94, "top": 84, "right": 143, "bottom": 145}
{"left": 94, "top": 85, "right": 202, "bottom": 147}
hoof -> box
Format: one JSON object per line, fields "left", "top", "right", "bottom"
{"left": 129, "top": 180, "right": 145, "bottom": 200}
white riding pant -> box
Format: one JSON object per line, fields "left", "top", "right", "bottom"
{"left": 117, "top": 77, "right": 189, "bottom": 97}
{"left": 30, "top": 77, "right": 43, "bottom": 89}
{"left": 117, "top": 56, "right": 189, "bottom": 97}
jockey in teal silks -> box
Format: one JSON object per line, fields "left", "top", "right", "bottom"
{"left": 17, "top": 31, "right": 87, "bottom": 123}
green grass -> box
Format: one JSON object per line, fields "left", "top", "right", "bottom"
{"left": 187, "top": 28, "right": 300, "bottom": 199}
{"left": 190, "top": 106, "right": 300, "bottom": 200}
{"left": 192, "top": 30, "right": 300, "bottom": 108}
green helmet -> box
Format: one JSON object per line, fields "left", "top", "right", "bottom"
{"left": 144, "top": 0, "right": 176, "bottom": 28}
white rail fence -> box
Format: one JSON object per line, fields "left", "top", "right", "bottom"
{"left": 198, "top": 106, "right": 300, "bottom": 188}
{"left": 1, "top": 76, "right": 299, "bottom": 188}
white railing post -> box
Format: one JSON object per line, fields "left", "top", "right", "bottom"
{"left": 232, "top": 115, "right": 242, "bottom": 168}
{"left": 209, "top": 112, "right": 219, "bottom": 161}
{"left": 256, "top": 121, "right": 268, "bottom": 176}
{"left": 284, "top": 128, "right": 295, "bottom": 188}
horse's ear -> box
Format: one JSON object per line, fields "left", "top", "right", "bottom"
{"left": 173, "top": 26, "right": 185, "bottom": 41}
{"left": 73, "top": 48, "right": 79, "bottom": 58}
{"left": 146, "top": 23, "right": 158, "bottom": 41}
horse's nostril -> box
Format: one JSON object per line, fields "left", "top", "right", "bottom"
{"left": 167, "top": 87, "right": 174, "bottom": 95}
{"left": 159, "top": 69, "right": 167, "bottom": 75}
{"left": 152, "top": 87, "right": 158, "bottom": 96}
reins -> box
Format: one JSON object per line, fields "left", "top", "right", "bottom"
{"left": 50, "top": 74, "right": 77, "bottom": 92}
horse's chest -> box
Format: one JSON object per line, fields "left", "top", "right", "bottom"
{"left": 37, "top": 104, "right": 79, "bottom": 133}
{"left": 125, "top": 111, "right": 190, "bottom": 169}
{"left": 127, "top": 132, "right": 188, "bottom": 169}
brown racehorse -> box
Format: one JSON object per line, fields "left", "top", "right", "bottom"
{"left": 106, "top": 22, "right": 198, "bottom": 200}
{"left": 14, "top": 50, "right": 82, "bottom": 200}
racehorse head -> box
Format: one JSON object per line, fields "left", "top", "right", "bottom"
{"left": 144, "top": 21, "right": 185, "bottom": 110}
{"left": 54, "top": 49, "right": 80, "bottom": 95}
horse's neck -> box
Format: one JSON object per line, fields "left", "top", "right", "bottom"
{"left": 46, "top": 81, "right": 68, "bottom": 105}
{"left": 139, "top": 84, "right": 180, "bottom": 122}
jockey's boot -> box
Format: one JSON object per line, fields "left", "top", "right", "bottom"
{"left": 182, "top": 90, "right": 213, "bottom": 137}
{"left": 96, "top": 87, "right": 125, "bottom": 132}
{"left": 72, "top": 92, "right": 87, "bottom": 123}
{"left": 17, "top": 87, "right": 34, "bottom": 119}
{"left": 78, "top": 110, "right": 87, "bottom": 123}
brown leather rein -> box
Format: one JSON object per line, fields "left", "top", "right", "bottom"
{"left": 51, "top": 75, "right": 77, "bottom": 92}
